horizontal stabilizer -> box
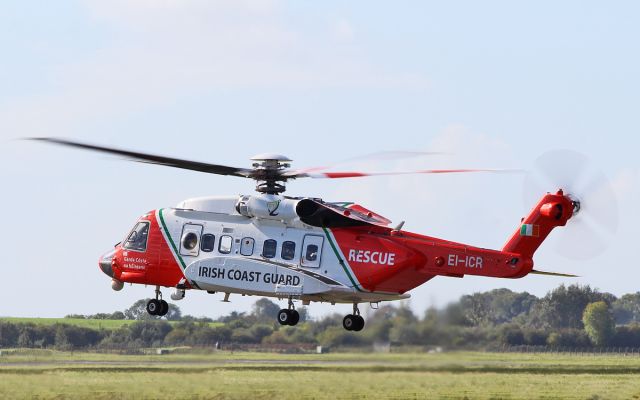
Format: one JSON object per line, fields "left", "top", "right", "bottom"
{"left": 530, "top": 269, "right": 579, "bottom": 278}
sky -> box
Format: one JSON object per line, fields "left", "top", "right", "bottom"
{"left": 1, "top": 0, "right": 639, "bottom": 320}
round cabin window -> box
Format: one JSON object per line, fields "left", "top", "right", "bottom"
{"left": 182, "top": 232, "right": 198, "bottom": 250}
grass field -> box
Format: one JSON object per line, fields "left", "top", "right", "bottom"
{"left": 0, "top": 317, "right": 222, "bottom": 330}
{"left": 2, "top": 350, "right": 640, "bottom": 399}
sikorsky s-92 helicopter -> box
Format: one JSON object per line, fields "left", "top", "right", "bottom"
{"left": 32, "top": 138, "right": 615, "bottom": 331}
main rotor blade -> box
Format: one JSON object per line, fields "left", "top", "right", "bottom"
{"left": 291, "top": 168, "right": 522, "bottom": 179}
{"left": 29, "top": 137, "right": 251, "bottom": 177}
{"left": 530, "top": 269, "right": 579, "bottom": 278}
{"left": 283, "top": 151, "right": 448, "bottom": 177}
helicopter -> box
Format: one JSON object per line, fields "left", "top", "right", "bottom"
{"left": 31, "top": 138, "right": 606, "bottom": 332}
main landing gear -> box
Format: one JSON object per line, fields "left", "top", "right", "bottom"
{"left": 277, "top": 297, "right": 300, "bottom": 326}
{"left": 343, "top": 304, "right": 365, "bottom": 332}
{"left": 147, "top": 286, "right": 169, "bottom": 317}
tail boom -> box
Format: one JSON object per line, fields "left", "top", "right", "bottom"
{"left": 502, "top": 190, "right": 575, "bottom": 258}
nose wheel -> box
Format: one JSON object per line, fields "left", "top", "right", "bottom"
{"left": 146, "top": 286, "right": 169, "bottom": 317}
{"left": 343, "top": 304, "right": 365, "bottom": 331}
{"left": 277, "top": 297, "right": 300, "bottom": 326}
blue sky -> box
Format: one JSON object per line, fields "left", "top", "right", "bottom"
{"left": 1, "top": 1, "right": 638, "bottom": 319}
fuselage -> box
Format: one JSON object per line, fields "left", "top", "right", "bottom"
{"left": 99, "top": 193, "right": 559, "bottom": 305}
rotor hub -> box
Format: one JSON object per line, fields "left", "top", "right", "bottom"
{"left": 249, "top": 155, "right": 293, "bottom": 194}
{"left": 562, "top": 191, "right": 581, "bottom": 216}
{"left": 571, "top": 198, "right": 581, "bottom": 215}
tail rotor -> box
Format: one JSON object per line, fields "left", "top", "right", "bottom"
{"left": 524, "top": 149, "right": 618, "bottom": 260}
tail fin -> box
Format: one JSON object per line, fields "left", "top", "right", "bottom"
{"left": 502, "top": 190, "right": 576, "bottom": 258}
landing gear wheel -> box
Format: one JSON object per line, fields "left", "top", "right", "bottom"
{"left": 277, "top": 309, "right": 292, "bottom": 326}
{"left": 353, "top": 315, "right": 365, "bottom": 332}
{"left": 343, "top": 314, "right": 365, "bottom": 331}
{"left": 343, "top": 314, "right": 357, "bottom": 331}
{"left": 158, "top": 300, "right": 169, "bottom": 317}
{"left": 277, "top": 309, "right": 300, "bottom": 326}
{"left": 288, "top": 309, "right": 300, "bottom": 326}
{"left": 146, "top": 299, "right": 161, "bottom": 316}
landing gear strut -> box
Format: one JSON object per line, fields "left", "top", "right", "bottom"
{"left": 277, "top": 297, "right": 300, "bottom": 326}
{"left": 147, "top": 286, "right": 169, "bottom": 317}
{"left": 343, "top": 303, "right": 365, "bottom": 331}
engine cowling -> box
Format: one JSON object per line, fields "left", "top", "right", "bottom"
{"left": 235, "top": 194, "right": 300, "bottom": 222}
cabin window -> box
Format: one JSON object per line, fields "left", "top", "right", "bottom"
{"left": 201, "top": 234, "right": 215, "bottom": 252}
{"left": 219, "top": 235, "right": 233, "bottom": 254}
{"left": 301, "top": 235, "right": 323, "bottom": 268}
{"left": 305, "top": 244, "right": 319, "bottom": 262}
{"left": 240, "top": 237, "right": 255, "bottom": 256}
{"left": 281, "top": 241, "right": 296, "bottom": 260}
{"left": 123, "top": 222, "right": 150, "bottom": 252}
{"left": 182, "top": 232, "right": 199, "bottom": 251}
{"left": 262, "top": 239, "right": 277, "bottom": 258}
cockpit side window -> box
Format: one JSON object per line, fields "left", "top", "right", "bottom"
{"left": 123, "top": 222, "right": 150, "bottom": 252}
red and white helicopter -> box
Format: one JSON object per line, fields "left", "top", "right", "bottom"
{"left": 32, "top": 138, "right": 615, "bottom": 331}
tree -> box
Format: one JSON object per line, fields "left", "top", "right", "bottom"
{"left": 523, "top": 329, "right": 548, "bottom": 346}
{"left": 99, "top": 327, "right": 132, "bottom": 349}
{"left": 612, "top": 324, "right": 640, "bottom": 347}
{"left": 124, "top": 299, "right": 154, "bottom": 320}
{"left": 458, "top": 289, "right": 537, "bottom": 326}
{"left": 388, "top": 303, "right": 419, "bottom": 344}
{"left": 296, "top": 307, "right": 310, "bottom": 323}
{"left": 123, "top": 299, "right": 180, "bottom": 320}
{"left": 218, "top": 311, "right": 248, "bottom": 324}
{"left": 527, "top": 285, "right": 614, "bottom": 330}
{"left": 582, "top": 301, "right": 615, "bottom": 346}
{"left": 612, "top": 293, "right": 640, "bottom": 325}
{"left": 441, "top": 302, "right": 471, "bottom": 326}
{"left": 498, "top": 324, "right": 525, "bottom": 346}
{"left": 110, "top": 311, "right": 126, "bottom": 320}
{"left": 0, "top": 322, "right": 19, "bottom": 347}
{"left": 546, "top": 329, "right": 590, "bottom": 347}
{"left": 64, "top": 314, "right": 87, "bottom": 319}
{"left": 249, "top": 324, "right": 274, "bottom": 342}
{"left": 251, "top": 298, "right": 280, "bottom": 321}
{"left": 317, "top": 326, "right": 369, "bottom": 347}
{"left": 17, "top": 328, "right": 35, "bottom": 348}
{"left": 53, "top": 325, "right": 103, "bottom": 350}
{"left": 128, "top": 320, "right": 172, "bottom": 346}
{"left": 165, "top": 304, "right": 182, "bottom": 321}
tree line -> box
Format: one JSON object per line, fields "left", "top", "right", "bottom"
{"left": 2, "top": 284, "right": 640, "bottom": 350}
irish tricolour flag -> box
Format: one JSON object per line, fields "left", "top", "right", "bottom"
{"left": 520, "top": 224, "right": 540, "bottom": 237}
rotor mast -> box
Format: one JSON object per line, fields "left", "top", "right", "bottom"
{"left": 250, "top": 153, "right": 292, "bottom": 194}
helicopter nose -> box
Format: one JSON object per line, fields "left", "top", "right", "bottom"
{"left": 99, "top": 249, "right": 116, "bottom": 277}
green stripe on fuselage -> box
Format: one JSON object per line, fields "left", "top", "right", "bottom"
{"left": 158, "top": 208, "right": 187, "bottom": 270}
{"left": 321, "top": 227, "right": 363, "bottom": 292}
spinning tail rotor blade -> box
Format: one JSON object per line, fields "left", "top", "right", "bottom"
{"left": 28, "top": 137, "right": 252, "bottom": 177}
{"left": 524, "top": 149, "right": 619, "bottom": 260}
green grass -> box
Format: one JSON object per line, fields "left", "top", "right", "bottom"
{"left": 0, "top": 317, "right": 222, "bottom": 330}
{"left": 1, "top": 351, "right": 640, "bottom": 399}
